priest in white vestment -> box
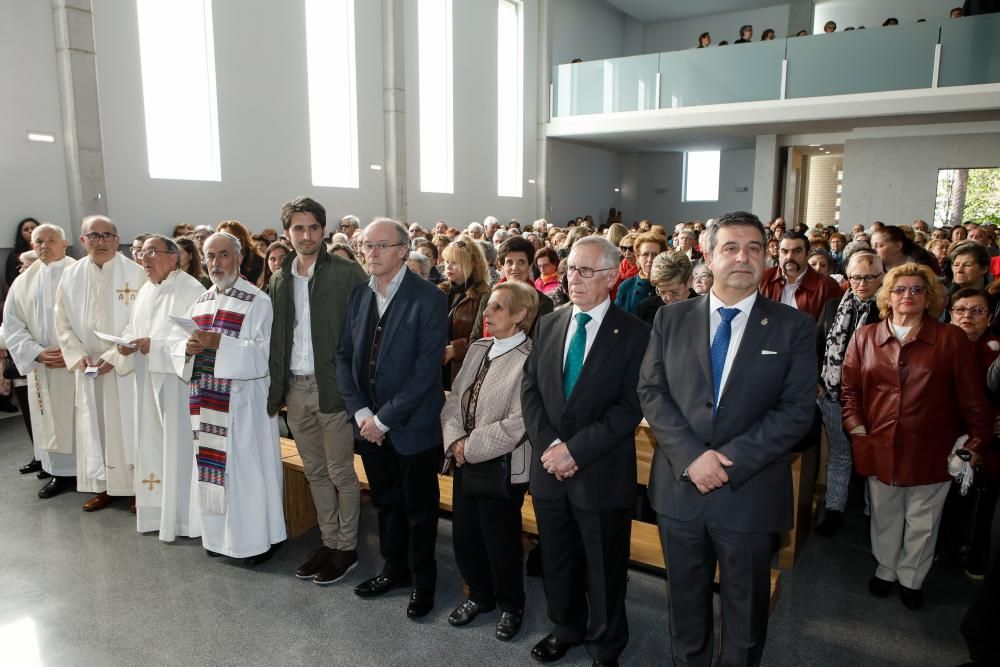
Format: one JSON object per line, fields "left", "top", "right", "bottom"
{"left": 109, "top": 235, "right": 205, "bottom": 541}
{"left": 1, "top": 224, "right": 77, "bottom": 498}
{"left": 181, "top": 232, "right": 285, "bottom": 562}
{"left": 54, "top": 215, "right": 146, "bottom": 512}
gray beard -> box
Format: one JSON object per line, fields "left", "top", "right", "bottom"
{"left": 211, "top": 272, "right": 238, "bottom": 291}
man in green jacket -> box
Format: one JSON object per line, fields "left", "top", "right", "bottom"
{"left": 268, "top": 196, "right": 367, "bottom": 585}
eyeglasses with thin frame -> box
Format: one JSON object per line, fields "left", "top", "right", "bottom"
{"left": 566, "top": 265, "right": 615, "bottom": 279}
{"left": 361, "top": 241, "right": 405, "bottom": 253}
{"left": 847, "top": 273, "right": 881, "bottom": 284}
{"left": 135, "top": 249, "right": 177, "bottom": 260}
{"left": 889, "top": 285, "right": 926, "bottom": 296}
{"left": 85, "top": 232, "right": 118, "bottom": 243}
{"left": 951, "top": 305, "right": 989, "bottom": 317}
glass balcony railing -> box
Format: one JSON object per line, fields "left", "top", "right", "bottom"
{"left": 550, "top": 13, "right": 998, "bottom": 118}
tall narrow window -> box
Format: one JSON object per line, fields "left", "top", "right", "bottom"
{"left": 136, "top": 0, "right": 220, "bottom": 181}
{"left": 497, "top": 0, "right": 523, "bottom": 197}
{"left": 683, "top": 150, "right": 720, "bottom": 202}
{"left": 305, "top": 0, "right": 359, "bottom": 188}
{"left": 418, "top": 0, "right": 454, "bottom": 194}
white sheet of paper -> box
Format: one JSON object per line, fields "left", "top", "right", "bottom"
{"left": 84, "top": 366, "right": 100, "bottom": 377}
{"left": 94, "top": 331, "right": 136, "bottom": 348}
{"left": 169, "top": 315, "right": 200, "bottom": 334}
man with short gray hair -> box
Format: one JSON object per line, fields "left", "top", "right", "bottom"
{"left": 55, "top": 215, "right": 146, "bottom": 511}
{"left": 522, "top": 235, "right": 650, "bottom": 664}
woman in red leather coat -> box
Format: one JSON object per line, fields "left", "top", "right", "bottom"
{"left": 841, "top": 263, "right": 992, "bottom": 609}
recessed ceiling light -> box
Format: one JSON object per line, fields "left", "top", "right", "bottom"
{"left": 369, "top": 163, "right": 382, "bottom": 171}
{"left": 27, "top": 132, "right": 55, "bottom": 143}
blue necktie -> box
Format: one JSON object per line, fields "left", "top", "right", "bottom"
{"left": 563, "top": 312, "right": 592, "bottom": 398}
{"left": 711, "top": 307, "right": 740, "bottom": 415}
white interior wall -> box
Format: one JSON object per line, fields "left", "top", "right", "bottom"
{"left": 92, "top": 0, "right": 386, "bottom": 241}
{"left": 548, "top": 0, "right": 626, "bottom": 66}
{"left": 403, "top": 0, "right": 539, "bottom": 228}
{"left": 545, "top": 139, "right": 621, "bottom": 225}
{"left": 840, "top": 132, "right": 1000, "bottom": 228}
{"left": 643, "top": 5, "right": 792, "bottom": 53}
{"left": 813, "top": 0, "right": 958, "bottom": 31}
{"left": 0, "top": 2, "right": 72, "bottom": 247}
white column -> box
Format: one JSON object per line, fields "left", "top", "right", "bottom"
{"left": 751, "top": 134, "right": 781, "bottom": 222}
{"left": 535, "top": 0, "right": 549, "bottom": 221}
{"left": 51, "top": 0, "right": 107, "bottom": 240}
{"left": 382, "top": 0, "right": 407, "bottom": 221}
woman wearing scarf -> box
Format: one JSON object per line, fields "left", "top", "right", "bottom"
{"left": 439, "top": 238, "right": 491, "bottom": 390}
{"left": 814, "top": 250, "right": 884, "bottom": 537}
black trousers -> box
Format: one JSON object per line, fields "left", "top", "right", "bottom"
{"left": 534, "top": 495, "right": 632, "bottom": 661}
{"left": 451, "top": 468, "right": 527, "bottom": 612}
{"left": 357, "top": 439, "right": 440, "bottom": 591}
{"left": 659, "top": 514, "right": 773, "bottom": 667}
{"left": 14, "top": 385, "right": 33, "bottom": 444}
{"left": 961, "top": 489, "right": 1000, "bottom": 665}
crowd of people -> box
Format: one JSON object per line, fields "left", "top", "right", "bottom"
{"left": 1, "top": 201, "right": 998, "bottom": 666}
{"left": 694, "top": 7, "right": 973, "bottom": 48}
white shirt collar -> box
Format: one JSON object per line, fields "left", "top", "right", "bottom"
{"left": 571, "top": 296, "right": 612, "bottom": 324}
{"left": 292, "top": 255, "right": 317, "bottom": 279}
{"left": 709, "top": 289, "right": 757, "bottom": 316}
{"left": 368, "top": 263, "right": 408, "bottom": 298}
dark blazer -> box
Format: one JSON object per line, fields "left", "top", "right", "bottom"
{"left": 521, "top": 303, "right": 650, "bottom": 512}
{"left": 638, "top": 295, "right": 817, "bottom": 533}
{"left": 336, "top": 268, "right": 449, "bottom": 455}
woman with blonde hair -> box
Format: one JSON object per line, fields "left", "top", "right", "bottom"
{"left": 441, "top": 281, "right": 539, "bottom": 639}
{"left": 841, "top": 262, "right": 992, "bottom": 609}
{"left": 605, "top": 223, "right": 629, "bottom": 250}
{"left": 439, "top": 239, "right": 492, "bottom": 388}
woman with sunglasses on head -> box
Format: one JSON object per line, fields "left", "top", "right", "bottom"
{"left": 610, "top": 232, "right": 639, "bottom": 302}
{"left": 841, "top": 263, "right": 992, "bottom": 610}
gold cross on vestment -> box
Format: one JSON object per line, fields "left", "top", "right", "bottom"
{"left": 142, "top": 473, "right": 161, "bottom": 492}
{"left": 117, "top": 283, "right": 138, "bottom": 304}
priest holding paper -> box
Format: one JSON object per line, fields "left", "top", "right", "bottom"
{"left": 1, "top": 224, "right": 77, "bottom": 498}
{"left": 182, "top": 232, "right": 285, "bottom": 563}
{"left": 110, "top": 235, "right": 205, "bottom": 541}
{"left": 55, "top": 215, "right": 145, "bottom": 511}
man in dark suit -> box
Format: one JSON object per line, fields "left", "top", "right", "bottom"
{"left": 522, "top": 236, "right": 650, "bottom": 666}
{"left": 638, "top": 211, "right": 817, "bottom": 667}
{"left": 336, "top": 218, "right": 448, "bottom": 620}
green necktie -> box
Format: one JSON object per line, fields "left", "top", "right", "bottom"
{"left": 563, "top": 312, "right": 592, "bottom": 398}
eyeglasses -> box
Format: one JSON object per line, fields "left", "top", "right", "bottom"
{"left": 847, "top": 274, "right": 881, "bottom": 284}
{"left": 85, "top": 232, "right": 118, "bottom": 243}
{"left": 134, "top": 249, "right": 177, "bottom": 260}
{"left": 619, "top": 245, "right": 634, "bottom": 252}
{"left": 889, "top": 285, "right": 926, "bottom": 296}
{"left": 566, "top": 265, "right": 614, "bottom": 279}
{"left": 361, "top": 241, "right": 404, "bottom": 253}
{"left": 951, "top": 306, "right": 989, "bottom": 317}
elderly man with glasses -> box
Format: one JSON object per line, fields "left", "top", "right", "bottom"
{"left": 54, "top": 215, "right": 146, "bottom": 512}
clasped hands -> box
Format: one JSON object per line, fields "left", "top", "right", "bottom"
{"left": 35, "top": 347, "right": 66, "bottom": 369}
{"left": 542, "top": 442, "right": 579, "bottom": 481}
{"left": 687, "top": 450, "right": 734, "bottom": 495}
{"left": 117, "top": 337, "right": 151, "bottom": 356}
{"left": 78, "top": 356, "right": 113, "bottom": 375}
{"left": 359, "top": 416, "right": 385, "bottom": 445}
{"left": 185, "top": 331, "right": 222, "bottom": 356}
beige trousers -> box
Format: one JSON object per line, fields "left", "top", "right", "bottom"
{"left": 286, "top": 375, "right": 360, "bottom": 551}
{"left": 868, "top": 477, "right": 951, "bottom": 589}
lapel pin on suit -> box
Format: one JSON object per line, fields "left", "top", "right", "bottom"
{"left": 761, "top": 318, "right": 768, "bottom": 326}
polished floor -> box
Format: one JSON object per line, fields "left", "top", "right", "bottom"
{"left": 0, "top": 415, "right": 980, "bottom": 666}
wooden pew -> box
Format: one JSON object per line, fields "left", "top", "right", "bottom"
{"left": 279, "top": 436, "right": 781, "bottom": 611}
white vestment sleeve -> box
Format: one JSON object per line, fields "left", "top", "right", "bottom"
{"left": 213, "top": 301, "right": 271, "bottom": 381}
{"left": 54, "top": 283, "right": 87, "bottom": 371}
{"left": 2, "top": 294, "right": 43, "bottom": 375}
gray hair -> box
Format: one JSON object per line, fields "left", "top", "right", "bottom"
{"left": 493, "top": 229, "right": 511, "bottom": 244}
{"left": 81, "top": 215, "right": 118, "bottom": 236}
{"left": 842, "top": 240, "right": 873, "bottom": 269}
{"left": 704, "top": 211, "right": 766, "bottom": 254}
{"left": 482, "top": 216, "right": 499, "bottom": 227}
{"left": 329, "top": 232, "right": 349, "bottom": 245}
{"left": 678, "top": 229, "right": 697, "bottom": 241}
{"left": 206, "top": 231, "right": 242, "bottom": 257}
{"left": 367, "top": 217, "right": 409, "bottom": 246}
{"left": 477, "top": 240, "right": 497, "bottom": 265}
{"left": 144, "top": 234, "right": 182, "bottom": 268}
{"left": 407, "top": 251, "right": 431, "bottom": 278}
{"left": 570, "top": 236, "right": 620, "bottom": 270}
{"left": 340, "top": 214, "right": 360, "bottom": 227}
{"left": 30, "top": 223, "right": 66, "bottom": 242}
{"left": 467, "top": 222, "right": 484, "bottom": 235}
{"left": 532, "top": 219, "right": 548, "bottom": 231}
{"left": 845, "top": 248, "right": 883, "bottom": 273}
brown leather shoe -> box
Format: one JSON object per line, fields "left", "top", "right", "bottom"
{"left": 82, "top": 492, "right": 113, "bottom": 512}
{"left": 129, "top": 496, "right": 136, "bottom": 514}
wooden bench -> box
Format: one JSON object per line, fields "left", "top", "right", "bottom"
{"left": 279, "top": 436, "right": 781, "bottom": 611}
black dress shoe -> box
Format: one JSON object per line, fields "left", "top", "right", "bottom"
{"left": 406, "top": 589, "right": 434, "bottom": 619}
{"left": 815, "top": 509, "right": 844, "bottom": 537}
{"left": 495, "top": 610, "right": 523, "bottom": 641}
{"left": 447, "top": 599, "right": 495, "bottom": 626}
{"left": 868, "top": 576, "right": 894, "bottom": 598}
{"left": 354, "top": 574, "right": 411, "bottom": 599}
{"left": 19, "top": 460, "right": 42, "bottom": 475}
{"left": 531, "top": 634, "right": 578, "bottom": 663}
{"left": 37, "top": 470, "right": 51, "bottom": 480}
{"left": 244, "top": 542, "right": 282, "bottom": 565}
{"left": 38, "top": 476, "right": 70, "bottom": 499}
{"left": 206, "top": 549, "right": 223, "bottom": 558}
{"left": 899, "top": 585, "right": 924, "bottom": 610}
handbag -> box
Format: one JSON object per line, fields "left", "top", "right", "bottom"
{"left": 2, "top": 355, "right": 24, "bottom": 381}
{"left": 461, "top": 453, "right": 512, "bottom": 500}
